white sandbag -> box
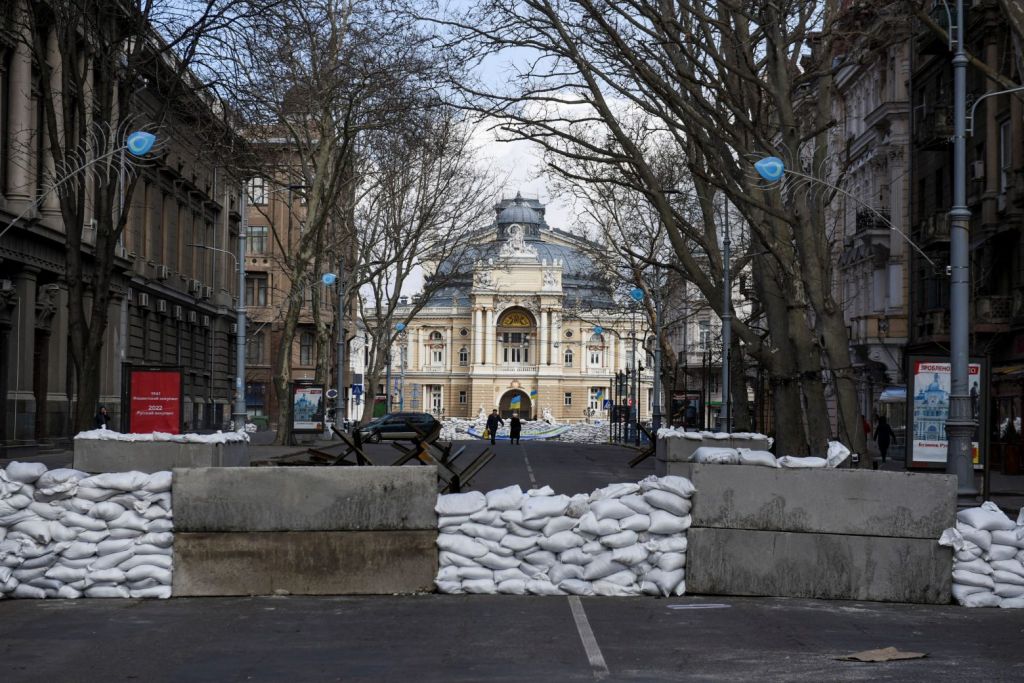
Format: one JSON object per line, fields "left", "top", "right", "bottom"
{"left": 36, "top": 468, "right": 88, "bottom": 491}
{"left": 991, "top": 559, "right": 1024, "bottom": 578}
{"left": 62, "top": 512, "right": 106, "bottom": 532}
{"left": 577, "top": 512, "right": 621, "bottom": 537}
{"left": 559, "top": 548, "right": 594, "bottom": 566}
{"left": 434, "top": 579, "right": 464, "bottom": 594}
{"left": 589, "top": 482, "right": 640, "bottom": 501}
{"left": 992, "top": 530, "right": 1024, "bottom": 549}
{"left": 581, "top": 540, "right": 604, "bottom": 554}
{"left": 61, "top": 541, "right": 97, "bottom": 560}
{"left": 74, "top": 487, "right": 117, "bottom": 503}
{"left": 999, "top": 597, "right": 1024, "bottom": 608}
{"left": 109, "top": 511, "right": 149, "bottom": 532}
{"left": 592, "top": 581, "right": 640, "bottom": 597}
{"left": 601, "top": 569, "right": 638, "bottom": 586}
{"left": 987, "top": 545, "right": 1018, "bottom": 562}
{"left": 12, "top": 566, "right": 49, "bottom": 581}
{"left": 89, "top": 549, "right": 134, "bottom": 571}
{"left": 438, "top": 551, "right": 475, "bottom": 568}
{"left": 436, "top": 566, "right": 460, "bottom": 582}
{"left": 620, "top": 495, "right": 655, "bottom": 516}
{"left": 600, "top": 530, "right": 639, "bottom": 549}
{"left": 582, "top": 555, "right": 627, "bottom": 581}
{"left": 657, "top": 552, "right": 687, "bottom": 572}
{"left": 590, "top": 499, "right": 636, "bottom": 521}
{"left": 527, "top": 486, "right": 555, "bottom": 497}
{"left": 494, "top": 568, "right": 531, "bottom": 583}
{"left": 647, "top": 535, "right": 688, "bottom": 553}
{"left": 646, "top": 568, "right": 686, "bottom": 597}
{"left": 107, "top": 528, "right": 142, "bottom": 540}
{"left": 620, "top": 514, "right": 650, "bottom": 533}
{"left": 438, "top": 515, "right": 471, "bottom": 529}
{"left": 517, "top": 517, "right": 549, "bottom": 532}
{"left": 477, "top": 553, "right": 522, "bottom": 571}
{"left": 522, "top": 550, "right": 558, "bottom": 568}
{"left": 957, "top": 503, "right": 1015, "bottom": 532}
{"left": 542, "top": 516, "right": 577, "bottom": 537}
{"left": 11, "top": 538, "right": 52, "bottom": 559}
{"left": 477, "top": 538, "right": 513, "bottom": 557}
{"left": 456, "top": 566, "right": 493, "bottom": 581}
{"left": 485, "top": 485, "right": 524, "bottom": 511}
{"left": 84, "top": 586, "right": 130, "bottom": 599}
{"left": 435, "top": 491, "right": 486, "bottom": 516}
{"left": 559, "top": 579, "right": 596, "bottom": 596}
{"left": 611, "top": 543, "right": 648, "bottom": 566}
{"left": 134, "top": 543, "right": 172, "bottom": 557}
{"left": 130, "top": 585, "right": 171, "bottom": 599}
{"left": 497, "top": 579, "right": 528, "bottom": 595}
{"left": 957, "top": 525, "right": 992, "bottom": 551}
{"left": 499, "top": 534, "right": 539, "bottom": 553}
{"left": 129, "top": 578, "right": 163, "bottom": 590}
{"left": 87, "top": 568, "right": 127, "bottom": 584}
{"left": 649, "top": 510, "right": 692, "bottom": 534}
{"left": 640, "top": 475, "right": 695, "bottom": 499}
{"left": 55, "top": 498, "right": 94, "bottom": 515}
{"left": 500, "top": 510, "right": 524, "bottom": 524}
{"left": 690, "top": 447, "right": 739, "bottom": 464}
{"left": 143, "top": 471, "right": 172, "bottom": 493}
{"left": 826, "top": 441, "right": 851, "bottom": 468}
{"left": 57, "top": 585, "right": 83, "bottom": 599}
{"left": 992, "top": 570, "right": 1024, "bottom": 587}
{"left": 522, "top": 495, "right": 571, "bottom": 521}
{"left": 97, "top": 539, "right": 135, "bottom": 556}
{"left": 526, "top": 579, "right": 565, "bottom": 596}
{"left": 79, "top": 471, "right": 152, "bottom": 492}
{"left": 5, "top": 461, "right": 47, "bottom": 484}
{"left": 460, "top": 523, "right": 505, "bottom": 543}
{"left": 548, "top": 564, "right": 584, "bottom": 585}
{"left": 462, "top": 578, "right": 498, "bottom": 594}
{"left": 136, "top": 532, "right": 173, "bottom": 548}
{"left": 0, "top": 508, "right": 38, "bottom": 527}
{"left": 643, "top": 490, "right": 691, "bottom": 517}
{"left": 436, "top": 535, "right": 488, "bottom": 559}
{"left": 518, "top": 563, "right": 547, "bottom": 579}
{"left": 778, "top": 456, "right": 827, "bottom": 468}
{"left": 960, "top": 591, "right": 1001, "bottom": 608}
{"left": 142, "top": 507, "right": 171, "bottom": 521}
{"left": 12, "top": 583, "right": 47, "bottom": 599}
{"left": 469, "top": 509, "right": 501, "bottom": 525}
{"left": 11, "top": 520, "right": 53, "bottom": 544}
{"left": 88, "top": 502, "right": 126, "bottom": 522}
{"left": 538, "top": 531, "right": 585, "bottom": 553}
{"left": 125, "top": 565, "right": 171, "bottom": 584}
{"left": 76, "top": 530, "right": 108, "bottom": 544}
{"left": 148, "top": 492, "right": 172, "bottom": 510}
{"left": 565, "top": 494, "right": 590, "bottom": 518}
{"left": 952, "top": 570, "right": 995, "bottom": 590}
{"left": 954, "top": 558, "right": 993, "bottom": 575}
{"left": 49, "top": 524, "right": 78, "bottom": 543}
{"left": 738, "top": 449, "right": 780, "bottom": 468}
{"left": 938, "top": 527, "right": 964, "bottom": 550}
{"left": 0, "top": 493, "right": 32, "bottom": 512}
{"left": 27, "top": 502, "right": 64, "bottom": 521}
{"left": 20, "top": 553, "right": 56, "bottom": 570}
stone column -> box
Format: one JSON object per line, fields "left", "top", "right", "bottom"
{"left": 41, "top": 29, "right": 61, "bottom": 216}
{"left": 9, "top": 269, "right": 38, "bottom": 441}
{"left": 473, "top": 308, "right": 482, "bottom": 365}
{"left": 539, "top": 309, "right": 548, "bottom": 366}
{"left": 608, "top": 333, "right": 616, "bottom": 371}
{"left": 483, "top": 308, "right": 493, "bottom": 365}
{"left": 7, "top": 33, "right": 34, "bottom": 201}
{"left": 0, "top": 285, "right": 18, "bottom": 453}
{"left": 549, "top": 311, "right": 559, "bottom": 364}
{"left": 33, "top": 284, "right": 60, "bottom": 442}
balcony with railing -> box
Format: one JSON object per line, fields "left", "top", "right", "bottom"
{"left": 913, "top": 106, "right": 952, "bottom": 150}
{"left": 918, "top": 211, "right": 951, "bottom": 247}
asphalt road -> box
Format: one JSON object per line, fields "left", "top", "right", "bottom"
{"left": 1, "top": 594, "right": 1021, "bottom": 682}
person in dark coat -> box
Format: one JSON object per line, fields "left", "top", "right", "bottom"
{"left": 509, "top": 412, "right": 522, "bottom": 445}
{"left": 873, "top": 415, "right": 895, "bottom": 464}
{"left": 94, "top": 405, "right": 111, "bottom": 430}
{"left": 485, "top": 409, "right": 504, "bottom": 445}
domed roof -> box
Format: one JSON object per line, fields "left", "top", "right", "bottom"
{"left": 496, "top": 192, "right": 544, "bottom": 227}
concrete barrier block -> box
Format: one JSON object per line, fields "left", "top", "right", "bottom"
{"left": 173, "top": 466, "right": 437, "bottom": 532}
{"left": 688, "top": 464, "right": 956, "bottom": 538}
{"left": 73, "top": 440, "right": 249, "bottom": 473}
{"left": 657, "top": 438, "right": 701, "bottom": 462}
{"left": 687, "top": 527, "right": 952, "bottom": 604}
{"left": 172, "top": 530, "right": 437, "bottom": 596}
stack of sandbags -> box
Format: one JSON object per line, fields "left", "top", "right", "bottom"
{"left": 938, "top": 502, "right": 1024, "bottom": 608}
{"left": 434, "top": 475, "right": 693, "bottom": 597}
{"left": 0, "top": 462, "right": 173, "bottom": 599}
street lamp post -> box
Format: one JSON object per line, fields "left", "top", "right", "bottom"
{"left": 396, "top": 322, "right": 407, "bottom": 411}
{"left": 629, "top": 287, "right": 645, "bottom": 445}
{"left": 652, "top": 296, "right": 664, "bottom": 435}
{"left": 322, "top": 260, "right": 346, "bottom": 427}
{"left": 717, "top": 198, "right": 732, "bottom": 434}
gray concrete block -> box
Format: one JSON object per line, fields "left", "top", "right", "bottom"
{"left": 73, "top": 440, "right": 249, "bottom": 473}
{"left": 687, "top": 464, "right": 956, "bottom": 539}
{"left": 172, "top": 530, "right": 437, "bottom": 596}
{"left": 686, "top": 527, "right": 952, "bottom": 604}
{"left": 173, "top": 466, "right": 437, "bottom": 532}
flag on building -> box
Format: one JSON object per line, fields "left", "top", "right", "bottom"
{"left": 530, "top": 389, "right": 538, "bottom": 399}
{"left": 511, "top": 394, "right": 522, "bottom": 408}
{"left": 595, "top": 388, "right": 604, "bottom": 400}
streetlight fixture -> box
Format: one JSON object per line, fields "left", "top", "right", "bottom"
{"left": 321, "top": 259, "right": 346, "bottom": 426}
{"left": 396, "top": 322, "right": 407, "bottom": 411}
{"left": 629, "top": 287, "right": 644, "bottom": 445}
{"left": 717, "top": 198, "right": 732, "bottom": 434}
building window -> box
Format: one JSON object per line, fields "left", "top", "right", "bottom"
{"left": 432, "top": 348, "right": 444, "bottom": 365}
{"left": 247, "top": 332, "right": 264, "bottom": 364}
{"left": 564, "top": 349, "right": 573, "bottom": 367}
{"left": 698, "top": 319, "right": 711, "bottom": 351}
{"left": 245, "top": 382, "right": 266, "bottom": 417}
{"left": 564, "top": 392, "right": 573, "bottom": 406}
{"left": 299, "top": 331, "right": 314, "bottom": 366}
{"left": 430, "top": 385, "right": 443, "bottom": 414}
{"left": 589, "top": 349, "right": 601, "bottom": 366}
{"left": 501, "top": 331, "right": 530, "bottom": 365}
{"left": 460, "top": 328, "right": 469, "bottom": 337}
{"left": 459, "top": 347, "right": 469, "bottom": 365}
{"left": 246, "top": 274, "right": 268, "bottom": 306}
{"left": 248, "top": 225, "right": 268, "bottom": 254}
{"left": 1000, "top": 119, "right": 1011, "bottom": 196}
{"left": 459, "top": 390, "right": 467, "bottom": 404}
{"left": 589, "top": 387, "right": 603, "bottom": 411}
{"left": 247, "top": 177, "right": 267, "bottom": 205}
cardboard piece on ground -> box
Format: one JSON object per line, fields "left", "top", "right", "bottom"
{"left": 836, "top": 647, "right": 927, "bottom": 662}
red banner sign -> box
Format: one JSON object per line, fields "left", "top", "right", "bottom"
{"left": 129, "top": 370, "right": 182, "bottom": 433}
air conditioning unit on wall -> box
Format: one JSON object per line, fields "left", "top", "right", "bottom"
{"left": 173, "top": 305, "right": 183, "bottom": 320}
{"left": 156, "top": 299, "right": 168, "bottom": 314}
{"left": 137, "top": 293, "right": 150, "bottom": 308}
{"left": 201, "top": 286, "right": 213, "bottom": 300}
{"left": 188, "top": 279, "right": 201, "bottom": 293}
{"left": 970, "top": 160, "right": 985, "bottom": 180}
{"left": 187, "top": 311, "right": 198, "bottom": 324}
{"left": 156, "top": 265, "right": 171, "bottom": 280}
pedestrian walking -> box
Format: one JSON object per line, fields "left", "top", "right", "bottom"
{"left": 485, "top": 409, "right": 504, "bottom": 446}
{"left": 873, "top": 415, "right": 895, "bottom": 464}
{"left": 509, "top": 412, "right": 522, "bottom": 444}
{"left": 94, "top": 405, "right": 112, "bottom": 430}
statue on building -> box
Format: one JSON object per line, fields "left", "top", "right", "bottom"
{"left": 499, "top": 223, "right": 538, "bottom": 258}
{"left": 474, "top": 271, "right": 494, "bottom": 289}
{"left": 542, "top": 270, "right": 557, "bottom": 290}
{"left": 542, "top": 406, "right": 555, "bottom": 424}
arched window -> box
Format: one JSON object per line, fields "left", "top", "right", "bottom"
{"left": 459, "top": 347, "right": 469, "bottom": 365}
{"left": 564, "top": 348, "right": 574, "bottom": 367}
{"left": 588, "top": 333, "right": 604, "bottom": 367}
{"left": 429, "top": 331, "right": 443, "bottom": 342}
{"left": 428, "top": 330, "right": 445, "bottom": 366}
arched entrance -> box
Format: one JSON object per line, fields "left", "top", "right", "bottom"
{"left": 499, "top": 389, "right": 532, "bottom": 419}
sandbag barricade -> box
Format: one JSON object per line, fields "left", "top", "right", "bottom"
{"left": 938, "top": 502, "right": 1024, "bottom": 608}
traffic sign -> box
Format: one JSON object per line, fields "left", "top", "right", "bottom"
{"left": 351, "top": 384, "right": 363, "bottom": 397}
{"left": 602, "top": 399, "right": 612, "bottom": 410}
{"left": 326, "top": 388, "right": 338, "bottom": 400}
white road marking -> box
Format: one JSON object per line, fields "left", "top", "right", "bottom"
{"left": 666, "top": 603, "right": 732, "bottom": 610}
{"left": 520, "top": 446, "right": 538, "bottom": 489}
{"left": 568, "top": 596, "right": 609, "bottom": 679}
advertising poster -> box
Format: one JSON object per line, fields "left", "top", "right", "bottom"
{"left": 292, "top": 384, "right": 325, "bottom": 433}
{"left": 128, "top": 368, "right": 183, "bottom": 434}
{"left": 908, "top": 357, "right": 987, "bottom": 469}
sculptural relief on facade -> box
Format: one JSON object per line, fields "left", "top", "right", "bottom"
{"left": 498, "top": 224, "right": 538, "bottom": 259}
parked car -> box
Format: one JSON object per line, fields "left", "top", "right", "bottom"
{"left": 356, "top": 412, "right": 440, "bottom": 443}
